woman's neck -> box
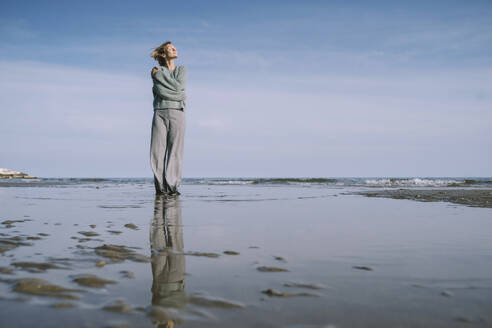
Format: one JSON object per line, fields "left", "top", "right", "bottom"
{"left": 163, "top": 59, "right": 176, "bottom": 71}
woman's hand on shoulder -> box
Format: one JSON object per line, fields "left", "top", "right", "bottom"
{"left": 151, "top": 66, "right": 159, "bottom": 78}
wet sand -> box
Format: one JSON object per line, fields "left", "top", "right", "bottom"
{"left": 356, "top": 189, "right": 492, "bottom": 208}
{"left": 0, "top": 181, "right": 491, "bottom": 327}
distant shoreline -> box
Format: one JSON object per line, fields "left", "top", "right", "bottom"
{"left": 0, "top": 168, "right": 36, "bottom": 179}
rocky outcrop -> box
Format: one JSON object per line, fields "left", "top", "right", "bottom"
{"left": 0, "top": 168, "right": 36, "bottom": 179}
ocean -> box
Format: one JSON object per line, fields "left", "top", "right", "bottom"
{"left": 2, "top": 176, "right": 492, "bottom": 188}
{"left": 0, "top": 177, "right": 491, "bottom": 327}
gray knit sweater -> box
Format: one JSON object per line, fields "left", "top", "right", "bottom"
{"left": 152, "top": 65, "right": 187, "bottom": 110}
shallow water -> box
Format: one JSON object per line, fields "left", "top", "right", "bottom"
{"left": 1, "top": 179, "right": 491, "bottom": 327}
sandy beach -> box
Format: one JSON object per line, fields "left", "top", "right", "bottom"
{"left": 1, "top": 178, "right": 491, "bottom": 327}
{"left": 357, "top": 189, "right": 492, "bottom": 208}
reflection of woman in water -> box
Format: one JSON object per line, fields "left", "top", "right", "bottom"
{"left": 150, "top": 196, "right": 186, "bottom": 326}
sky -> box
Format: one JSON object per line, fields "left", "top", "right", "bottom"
{"left": 1, "top": 0, "right": 491, "bottom": 178}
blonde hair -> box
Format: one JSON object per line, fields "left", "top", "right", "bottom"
{"left": 150, "top": 41, "right": 172, "bottom": 66}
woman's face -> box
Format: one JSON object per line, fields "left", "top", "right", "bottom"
{"left": 164, "top": 44, "right": 178, "bottom": 59}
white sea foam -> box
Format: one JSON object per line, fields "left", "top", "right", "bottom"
{"left": 196, "top": 180, "right": 254, "bottom": 185}
{"left": 363, "top": 178, "right": 462, "bottom": 187}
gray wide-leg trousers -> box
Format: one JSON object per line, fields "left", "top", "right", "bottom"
{"left": 150, "top": 109, "right": 185, "bottom": 194}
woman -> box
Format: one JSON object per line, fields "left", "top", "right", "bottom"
{"left": 150, "top": 41, "right": 187, "bottom": 196}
